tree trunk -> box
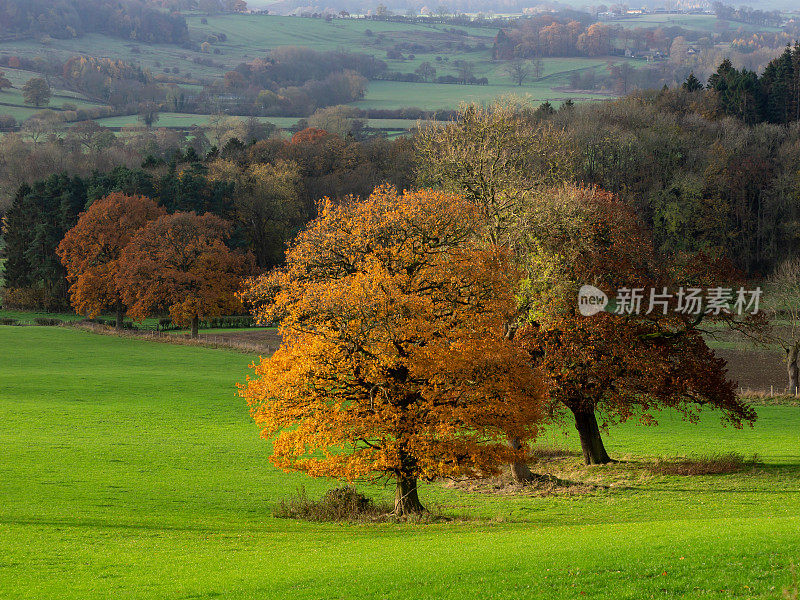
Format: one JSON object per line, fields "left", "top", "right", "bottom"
{"left": 115, "top": 304, "right": 124, "bottom": 332}
{"left": 191, "top": 316, "right": 199, "bottom": 339}
{"left": 508, "top": 437, "right": 533, "bottom": 483}
{"left": 570, "top": 405, "right": 613, "bottom": 465}
{"left": 788, "top": 344, "right": 799, "bottom": 395}
{"left": 394, "top": 475, "right": 424, "bottom": 516}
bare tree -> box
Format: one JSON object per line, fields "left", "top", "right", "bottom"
{"left": 505, "top": 60, "right": 532, "bottom": 86}
{"left": 137, "top": 102, "right": 160, "bottom": 129}
{"left": 414, "top": 62, "right": 437, "bottom": 82}
{"left": 532, "top": 58, "right": 544, "bottom": 79}
{"left": 454, "top": 60, "right": 475, "bottom": 84}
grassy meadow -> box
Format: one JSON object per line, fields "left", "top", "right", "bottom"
{"left": 609, "top": 13, "right": 783, "bottom": 33}
{"left": 1, "top": 324, "right": 799, "bottom": 598}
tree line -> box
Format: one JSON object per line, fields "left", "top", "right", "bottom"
{"left": 0, "top": 0, "right": 189, "bottom": 44}
{"left": 0, "top": 130, "right": 414, "bottom": 310}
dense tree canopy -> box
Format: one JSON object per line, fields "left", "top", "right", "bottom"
{"left": 56, "top": 193, "right": 165, "bottom": 328}
{"left": 239, "top": 186, "right": 545, "bottom": 514}
{"left": 0, "top": 0, "right": 189, "bottom": 43}
{"left": 117, "top": 212, "right": 254, "bottom": 337}
{"left": 1, "top": 176, "right": 86, "bottom": 310}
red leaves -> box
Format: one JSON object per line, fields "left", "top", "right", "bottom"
{"left": 117, "top": 212, "right": 255, "bottom": 327}
{"left": 56, "top": 193, "right": 165, "bottom": 318}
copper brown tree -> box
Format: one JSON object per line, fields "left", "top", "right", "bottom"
{"left": 515, "top": 185, "right": 756, "bottom": 465}
{"left": 238, "top": 186, "right": 545, "bottom": 516}
{"left": 56, "top": 193, "right": 165, "bottom": 330}
{"left": 117, "top": 212, "right": 254, "bottom": 338}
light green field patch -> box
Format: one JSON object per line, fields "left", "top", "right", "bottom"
{"left": 355, "top": 80, "right": 611, "bottom": 110}
{"left": 610, "top": 13, "right": 782, "bottom": 33}
{"left": 1, "top": 326, "right": 799, "bottom": 598}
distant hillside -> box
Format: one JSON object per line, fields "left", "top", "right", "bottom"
{"left": 0, "top": 0, "right": 189, "bottom": 44}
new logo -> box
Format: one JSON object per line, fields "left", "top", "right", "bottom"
{"left": 577, "top": 285, "right": 608, "bottom": 316}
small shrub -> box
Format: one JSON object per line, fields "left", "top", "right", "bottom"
{"left": 274, "top": 486, "right": 391, "bottom": 522}
{"left": 649, "top": 453, "right": 760, "bottom": 476}
{"left": 33, "top": 317, "right": 63, "bottom": 326}
{"left": 0, "top": 317, "right": 18, "bottom": 325}
{"left": 1, "top": 287, "right": 48, "bottom": 310}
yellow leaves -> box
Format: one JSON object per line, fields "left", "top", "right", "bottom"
{"left": 239, "top": 185, "right": 546, "bottom": 483}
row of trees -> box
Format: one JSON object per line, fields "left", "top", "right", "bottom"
{"left": 712, "top": 2, "right": 783, "bottom": 29}
{"left": 0, "top": 129, "right": 415, "bottom": 309}
{"left": 57, "top": 193, "right": 252, "bottom": 336}
{"left": 0, "top": 0, "right": 189, "bottom": 43}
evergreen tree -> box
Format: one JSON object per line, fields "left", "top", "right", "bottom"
{"left": 682, "top": 72, "right": 703, "bottom": 92}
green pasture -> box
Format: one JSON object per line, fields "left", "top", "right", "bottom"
{"left": 1, "top": 325, "right": 799, "bottom": 598}
{"left": 0, "top": 34, "right": 228, "bottom": 80}
{"left": 0, "top": 67, "right": 107, "bottom": 122}
{"left": 186, "top": 13, "right": 495, "bottom": 54}
{"left": 610, "top": 13, "right": 783, "bottom": 33}
{"left": 86, "top": 112, "right": 422, "bottom": 132}
{"left": 355, "top": 80, "right": 611, "bottom": 110}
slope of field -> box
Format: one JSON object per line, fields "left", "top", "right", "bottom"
{"left": 1, "top": 325, "right": 799, "bottom": 599}
{"left": 609, "top": 13, "right": 783, "bottom": 33}
{"left": 0, "top": 14, "right": 635, "bottom": 124}
{"left": 0, "top": 67, "right": 106, "bottom": 123}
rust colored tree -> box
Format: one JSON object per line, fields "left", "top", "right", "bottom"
{"left": 56, "top": 193, "right": 165, "bottom": 330}
{"left": 238, "top": 186, "right": 545, "bottom": 515}
{"left": 515, "top": 185, "right": 756, "bottom": 465}
{"left": 117, "top": 212, "right": 254, "bottom": 338}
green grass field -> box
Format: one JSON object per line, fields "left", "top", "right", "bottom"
{"left": 0, "top": 68, "right": 105, "bottom": 123}
{"left": 355, "top": 80, "right": 611, "bottom": 111}
{"left": 1, "top": 325, "right": 799, "bottom": 598}
{"left": 610, "top": 13, "right": 783, "bottom": 33}
{"left": 85, "top": 112, "right": 421, "bottom": 133}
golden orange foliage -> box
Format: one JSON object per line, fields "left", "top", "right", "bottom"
{"left": 56, "top": 193, "right": 165, "bottom": 319}
{"left": 289, "top": 127, "right": 328, "bottom": 145}
{"left": 238, "top": 186, "right": 545, "bottom": 512}
{"left": 117, "top": 212, "right": 255, "bottom": 333}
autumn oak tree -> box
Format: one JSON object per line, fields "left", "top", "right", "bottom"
{"left": 117, "top": 212, "right": 254, "bottom": 338}
{"left": 56, "top": 193, "right": 165, "bottom": 329}
{"left": 238, "top": 186, "right": 545, "bottom": 515}
{"left": 515, "top": 185, "right": 756, "bottom": 464}
{"left": 417, "top": 103, "right": 755, "bottom": 466}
